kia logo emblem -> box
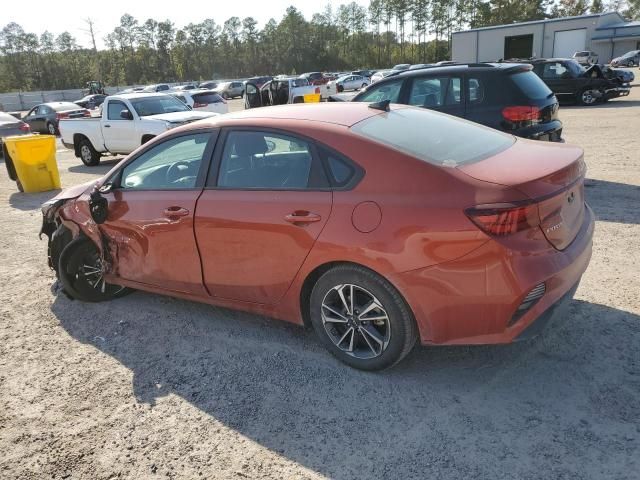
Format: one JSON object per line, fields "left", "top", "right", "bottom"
{"left": 567, "top": 192, "right": 575, "bottom": 204}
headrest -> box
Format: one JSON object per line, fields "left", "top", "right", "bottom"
{"left": 234, "top": 133, "right": 268, "bottom": 157}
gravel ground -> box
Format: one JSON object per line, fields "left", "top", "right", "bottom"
{"left": 1, "top": 91, "right": 639, "bottom": 480}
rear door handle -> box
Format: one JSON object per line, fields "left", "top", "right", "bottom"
{"left": 163, "top": 206, "right": 190, "bottom": 217}
{"left": 104, "top": 124, "right": 111, "bottom": 128}
{"left": 284, "top": 211, "right": 321, "bottom": 225}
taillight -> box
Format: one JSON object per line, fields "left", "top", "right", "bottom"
{"left": 82, "top": 109, "right": 91, "bottom": 117}
{"left": 19, "top": 123, "right": 30, "bottom": 132}
{"left": 465, "top": 203, "right": 540, "bottom": 236}
{"left": 502, "top": 106, "right": 541, "bottom": 124}
{"left": 193, "top": 102, "right": 207, "bottom": 108}
{"left": 315, "top": 87, "right": 320, "bottom": 94}
{"left": 56, "top": 112, "right": 69, "bottom": 120}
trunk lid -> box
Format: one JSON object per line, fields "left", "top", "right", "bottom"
{"left": 458, "top": 139, "right": 586, "bottom": 250}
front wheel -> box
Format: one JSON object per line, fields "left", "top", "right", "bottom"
{"left": 58, "top": 237, "right": 131, "bottom": 302}
{"left": 310, "top": 265, "right": 417, "bottom": 370}
{"left": 577, "top": 88, "right": 599, "bottom": 106}
{"left": 361, "top": 83, "right": 368, "bottom": 89}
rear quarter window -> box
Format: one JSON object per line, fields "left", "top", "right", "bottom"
{"left": 351, "top": 107, "right": 515, "bottom": 167}
{"left": 510, "top": 71, "right": 553, "bottom": 100}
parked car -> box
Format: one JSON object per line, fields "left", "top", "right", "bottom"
{"left": 198, "top": 81, "right": 218, "bottom": 89}
{"left": 299, "top": 72, "right": 329, "bottom": 86}
{"left": 392, "top": 64, "right": 411, "bottom": 71}
{"left": 244, "top": 77, "right": 321, "bottom": 109}
{"left": 245, "top": 76, "right": 273, "bottom": 89}
{"left": 329, "top": 74, "right": 370, "bottom": 92}
{"left": 169, "top": 90, "right": 229, "bottom": 115}
{"left": 214, "top": 81, "right": 245, "bottom": 99}
{"left": 370, "top": 69, "right": 393, "bottom": 83}
{"left": 172, "top": 84, "right": 198, "bottom": 91}
{"left": 0, "top": 111, "right": 30, "bottom": 153}
{"left": 610, "top": 50, "right": 640, "bottom": 67}
{"left": 74, "top": 94, "right": 107, "bottom": 110}
{"left": 352, "top": 70, "right": 375, "bottom": 78}
{"left": 117, "top": 87, "right": 145, "bottom": 94}
{"left": 573, "top": 50, "right": 599, "bottom": 65}
{"left": 522, "top": 58, "right": 630, "bottom": 105}
{"left": 59, "top": 93, "right": 217, "bottom": 166}
{"left": 349, "top": 63, "right": 564, "bottom": 142}
{"left": 41, "top": 102, "right": 594, "bottom": 370}
{"left": 24, "top": 102, "right": 91, "bottom": 135}
{"left": 143, "top": 84, "right": 170, "bottom": 93}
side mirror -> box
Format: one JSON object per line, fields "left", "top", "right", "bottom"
{"left": 120, "top": 109, "right": 133, "bottom": 120}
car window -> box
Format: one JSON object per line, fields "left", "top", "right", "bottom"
{"left": 193, "top": 92, "right": 223, "bottom": 104}
{"left": 107, "top": 100, "right": 130, "bottom": 120}
{"left": 217, "top": 131, "right": 313, "bottom": 189}
{"left": 318, "top": 147, "right": 356, "bottom": 187}
{"left": 542, "top": 63, "right": 568, "bottom": 79}
{"left": 121, "top": 133, "right": 210, "bottom": 190}
{"left": 130, "top": 95, "right": 190, "bottom": 116}
{"left": 467, "top": 78, "right": 485, "bottom": 104}
{"left": 355, "top": 79, "right": 403, "bottom": 103}
{"left": 510, "top": 71, "right": 553, "bottom": 100}
{"left": 408, "top": 77, "right": 461, "bottom": 107}
{"left": 351, "top": 108, "right": 515, "bottom": 167}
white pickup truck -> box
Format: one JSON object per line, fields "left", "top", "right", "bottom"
{"left": 244, "top": 77, "right": 335, "bottom": 109}
{"left": 59, "top": 93, "right": 217, "bottom": 166}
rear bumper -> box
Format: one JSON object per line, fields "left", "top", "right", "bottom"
{"left": 392, "top": 204, "right": 595, "bottom": 345}
{"left": 515, "top": 120, "right": 563, "bottom": 142}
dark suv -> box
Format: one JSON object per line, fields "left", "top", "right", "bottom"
{"left": 516, "top": 58, "right": 630, "bottom": 106}
{"left": 349, "top": 63, "right": 563, "bottom": 142}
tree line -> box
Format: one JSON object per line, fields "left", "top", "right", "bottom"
{"left": 0, "top": 0, "right": 638, "bottom": 93}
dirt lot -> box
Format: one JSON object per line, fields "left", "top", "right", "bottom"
{"left": 1, "top": 90, "right": 639, "bottom": 480}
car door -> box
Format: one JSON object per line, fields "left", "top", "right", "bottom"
{"left": 25, "top": 106, "right": 46, "bottom": 133}
{"left": 244, "top": 82, "right": 263, "bottom": 109}
{"left": 194, "top": 128, "right": 332, "bottom": 305}
{"left": 102, "top": 99, "right": 139, "bottom": 153}
{"left": 540, "top": 62, "right": 573, "bottom": 99}
{"left": 406, "top": 75, "right": 464, "bottom": 117}
{"left": 100, "top": 130, "right": 217, "bottom": 294}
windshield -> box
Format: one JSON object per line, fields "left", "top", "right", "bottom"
{"left": 292, "top": 78, "right": 309, "bottom": 87}
{"left": 565, "top": 59, "right": 586, "bottom": 75}
{"left": 130, "top": 95, "right": 190, "bottom": 116}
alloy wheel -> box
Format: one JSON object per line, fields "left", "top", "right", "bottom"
{"left": 582, "top": 90, "right": 597, "bottom": 105}
{"left": 48, "top": 123, "right": 56, "bottom": 135}
{"left": 321, "top": 284, "right": 391, "bottom": 359}
{"left": 80, "top": 145, "right": 93, "bottom": 164}
{"left": 73, "top": 249, "right": 126, "bottom": 296}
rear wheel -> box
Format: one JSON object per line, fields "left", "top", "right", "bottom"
{"left": 47, "top": 122, "right": 57, "bottom": 135}
{"left": 310, "top": 265, "right": 417, "bottom": 370}
{"left": 361, "top": 83, "right": 367, "bottom": 89}
{"left": 58, "top": 237, "right": 131, "bottom": 302}
{"left": 78, "top": 138, "right": 100, "bottom": 166}
{"left": 577, "top": 88, "right": 599, "bottom": 106}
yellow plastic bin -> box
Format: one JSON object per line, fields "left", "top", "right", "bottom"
{"left": 303, "top": 93, "right": 321, "bottom": 103}
{"left": 2, "top": 134, "right": 60, "bottom": 193}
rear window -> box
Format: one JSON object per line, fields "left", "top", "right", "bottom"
{"left": 351, "top": 107, "right": 514, "bottom": 167}
{"left": 192, "top": 92, "right": 223, "bottom": 104}
{"left": 510, "top": 71, "right": 553, "bottom": 100}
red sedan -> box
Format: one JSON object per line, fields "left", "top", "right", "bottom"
{"left": 42, "top": 102, "right": 594, "bottom": 370}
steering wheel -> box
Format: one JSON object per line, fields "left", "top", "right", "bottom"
{"left": 166, "top": 161, "right": 191, "bottom": 184}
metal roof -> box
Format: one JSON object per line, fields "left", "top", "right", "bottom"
{"left": 452, "top": 12, "right": 622, "bottom": 34}
{"left": 596, "top": 20, "right": 640, "bottom": 30}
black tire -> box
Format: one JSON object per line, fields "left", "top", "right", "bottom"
{"left": 309, "top": 265, "right": 417, "bottom": 370}
{"left": 58, "top": 237, "right": 131, "bottom": 302}
{"left": 222, "top": 92, "right": 229, "bottom": 100}
{"left": 361, "top": 83, "right": 367, "bottom": 89}
{"left": 337, "top": 84, "right": 344, "bottom": 93}
{"left": 46, "top": 122, "right": 57, "bottom": 136}
{"left": 577, "top": 88, "right": 599, "bottom": 106}
{"left": 78, "top": 138, "right": 100, "bottom": 166}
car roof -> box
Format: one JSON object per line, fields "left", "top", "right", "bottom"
{"left": 195, "top": 102, "right": 407, "bottom": 129}
{"left": 42, "top": 102, "right": 82, "bottom": 110}
{"left": 111, "top": 92, "right": 173, "bottom": 100}
{"left": 382, "top": 62, "right": 531, "bottom": 80}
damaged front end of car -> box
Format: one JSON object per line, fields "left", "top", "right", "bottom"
{"left": 39, "top": 180, "right": 112, "bottom": 277}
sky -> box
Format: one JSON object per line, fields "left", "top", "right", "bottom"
{"left": 4, "top": 0, "right": 370, "bottom": 49}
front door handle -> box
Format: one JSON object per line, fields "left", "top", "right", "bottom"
{"left": 163, "top": 206, "right": 190, "bottom": 217}
{"left": 284, "top": 211, "right": 321, "bottom": 225}
{"left": 104, "top": 124, "right": 111, "bottom": 128}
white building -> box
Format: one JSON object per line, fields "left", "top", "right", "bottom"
{"left": 452, "top": 12, "right": 640, "bottom": 63}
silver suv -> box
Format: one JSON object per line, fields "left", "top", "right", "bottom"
{"left": 215, "top": 81, "right": 245, "bottom": 99}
